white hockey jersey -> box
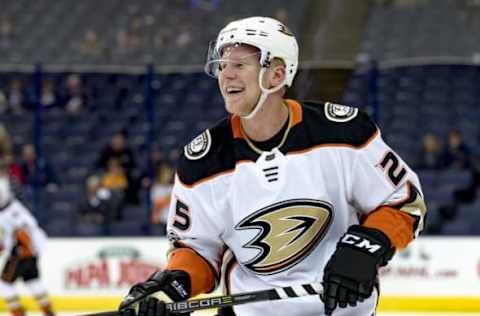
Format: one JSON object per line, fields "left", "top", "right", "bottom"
{"left": 0, "top": 198, "right": 48, "bottom": 270}
{"left": 166, "top": 100, "right": 427, "bottom": 316}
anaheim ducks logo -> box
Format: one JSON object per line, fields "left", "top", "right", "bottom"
{"left": 236, "top": 199, "right": 333, "bottom": 275}
{"left": 278, "top": 23, "right": 294, "bottom": 37}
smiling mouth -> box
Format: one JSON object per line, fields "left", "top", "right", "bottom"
{"left": 225, "top": 87, "right": 244, "bottom": 95}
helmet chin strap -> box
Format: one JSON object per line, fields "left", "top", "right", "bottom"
{"left": 240, "top": 67, "right": 286, "bottom": 120}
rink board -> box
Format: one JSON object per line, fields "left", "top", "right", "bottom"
{"left": 0, "top": 237, "right": 479, "bottom": 312}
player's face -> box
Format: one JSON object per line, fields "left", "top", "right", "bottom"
{"left": 217, "top": 44, "right": 261, "bottom": 116}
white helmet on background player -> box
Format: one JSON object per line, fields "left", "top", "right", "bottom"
{"left": 205, "top": 16, "right": 299, "bottom": 119}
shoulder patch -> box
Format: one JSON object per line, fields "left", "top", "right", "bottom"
{"left": 184, "top": 130, "right": 212, "bottom": 160}
{"left": 324, "top": 102, "right": 358, "bottom": 122}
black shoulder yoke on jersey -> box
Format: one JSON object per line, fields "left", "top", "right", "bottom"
{"left": 176, "top": 101, "right": 378, "bottom": 186}
{"left": 177, "top": 118, "right": 237, "bottom": 186}
{"left": 297, "top": 101, "right": 378, "bottom": 148}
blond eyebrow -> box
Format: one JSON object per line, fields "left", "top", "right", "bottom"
{"left": 220, "top": 50, "right": 260, "bottom": 61}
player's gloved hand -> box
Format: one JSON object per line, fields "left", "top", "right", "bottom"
{"left": 137, "top": 296, "right": 187, "bottom": 316}
{"left": 118, "top": 270, "right": 191, "bottom": 316}
{"left": 321, "top": 225, "right": 395, "bottom": 315}
{"left": 214, "top": 307, "right": 235, "bottom": 316}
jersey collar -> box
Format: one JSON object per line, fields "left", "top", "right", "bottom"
{"left": 231, "top": 99, "right": 303, "bottom": 140}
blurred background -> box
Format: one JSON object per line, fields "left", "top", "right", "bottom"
{"left": 0, "top": 0, "right": 479, "bottom": 314}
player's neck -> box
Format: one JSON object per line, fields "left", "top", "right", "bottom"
{"left": 240, "top": 97, "right": 288, "bottom": 142}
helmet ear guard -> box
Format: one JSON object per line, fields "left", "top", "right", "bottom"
{"left": 261, "top": 51, "right": 272, "bottom": 68}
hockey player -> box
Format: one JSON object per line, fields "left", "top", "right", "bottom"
{"left": 0, "top": 162, "right": 55, "bottom": 316}
{"left": 119, "top": 16, "right": 427, "bottom": 316}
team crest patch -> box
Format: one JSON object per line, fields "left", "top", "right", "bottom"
{"left": 184, "top": 130, "right": 211, "bottom": 160}
{"left": 324, "top": 102, "right": 358, "bottom": 122}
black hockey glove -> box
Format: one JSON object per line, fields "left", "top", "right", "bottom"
{"left": 214, "top": 307, "right": 236, "bottom": 316}
{"left": 118, "top": 270, "right": 191, "bottom": 316}
{"left": 321, "top": 225, "right": 395, "bottom": 315}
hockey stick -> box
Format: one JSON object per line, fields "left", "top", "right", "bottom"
{"left": 80, "top": 282, "right": 323, "bottom": 315}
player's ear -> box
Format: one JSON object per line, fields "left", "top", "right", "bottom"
{"left": 268, "top": 59, "right": 287, "bottom": 88}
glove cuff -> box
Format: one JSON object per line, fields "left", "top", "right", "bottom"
{"left": 150, "top": 269, "right": 192, "bottom": 301}
{"left": 119, "top": 270, "right": 191, "bottom": 311}
{"left": 341, "top": 225, "right": 395, "bottom": 266}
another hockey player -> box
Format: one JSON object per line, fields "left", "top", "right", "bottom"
{"left": 0, "top": 151, "right": 55, "bottom": 316}
{"left": 119, "top": 16, "right": 427, "bottom": 316}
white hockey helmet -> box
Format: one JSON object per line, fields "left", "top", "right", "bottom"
{"left": 206, "top": 16, "right": 299, "bottom": 86}
{"left": 205, "top": 16, "right": 299, "bottom": 118}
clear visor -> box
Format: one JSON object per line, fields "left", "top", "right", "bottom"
{"left": 204, "top": 41, "right": 261, "bottom": 78}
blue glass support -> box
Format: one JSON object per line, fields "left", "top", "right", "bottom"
{"left": 368, "top": 60, "right": 379, "bottom": 123}
{"left": 143, "top": 64, "right": 155, "bottom": 235}
{"left": 32, "top": 63, "right": 43, "bottom": 219}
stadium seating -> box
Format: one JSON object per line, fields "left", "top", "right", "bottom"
{"left": 1, "top": 0, "right": 479, "bottom": 236}
{"left": 0, "top": 0, "right": 308, "bottom": 66}
{"left": 0, "top": 71, "right": 229, "bottom": 236}
{"left": 344, "top": 64, "right": 480, "bottom": 235}
{"left": 0, "top": 62, "right": 478, "bottom": 236}
{"left": 361, "top": 0, "right": 480, "bottom": 60}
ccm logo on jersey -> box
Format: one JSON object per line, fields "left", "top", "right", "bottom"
{"left": 340, "top": 233, "right": 382, "bottom": 253}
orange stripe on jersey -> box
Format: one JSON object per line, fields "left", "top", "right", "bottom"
{"left": 166, "top": 247, "right": 216, "bottom": 297}
{"left": 231, "top": 115, "right": 243, "bottom": 139}
{"left": 177, "top": 160, "right": 251, "bottom": 188}
{"left": 285, "top": 99, "right": 303, "bottom": 125}
{"left": 230, "top": 98, "right": 303, "bottom": 139}
{"left": 15, "top": 229, "right": 33, "bottom": 257}
{"left": 362, "top": 206, "right": 415, "bottom": 250}
{"left": 287, "top": 128, "right": 380, "bottom": 156}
